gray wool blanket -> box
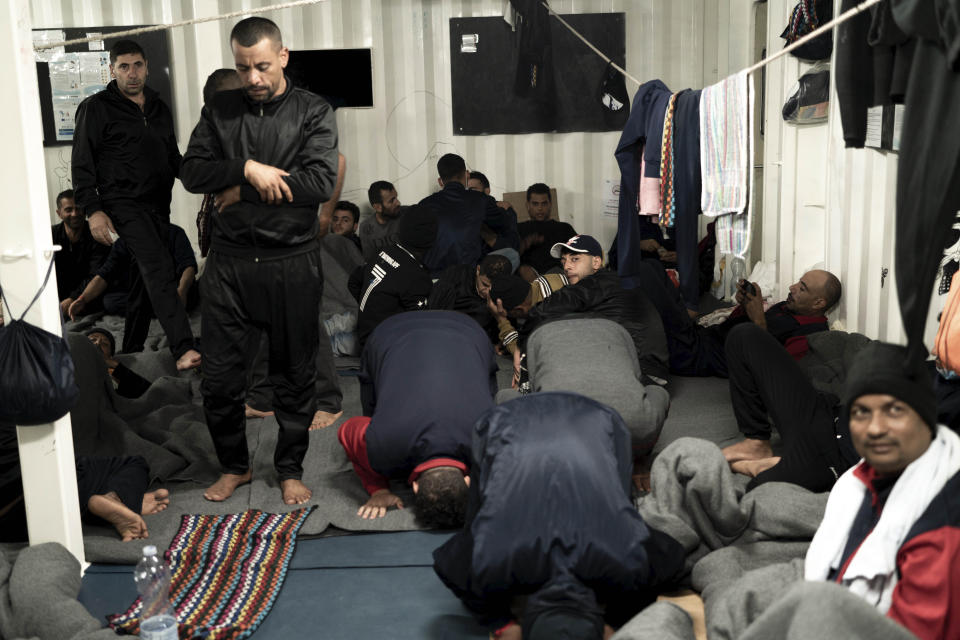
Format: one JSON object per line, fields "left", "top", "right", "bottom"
{"left": 0, "top": 543, "right": 115, "bottom": 640}
{"left": 621, "top": 437, "right": 913, "bottom": 640}
{"left": 705, "top": 559, "right": 916, "bottom": 640}
{"left": 637, "top": 437, "right": 828, "bottom": 586}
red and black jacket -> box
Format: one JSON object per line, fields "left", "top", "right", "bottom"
{"left": 831, "top": 463, "right": 960, "bottom": 640}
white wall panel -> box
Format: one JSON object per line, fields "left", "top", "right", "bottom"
{"left": 30, "top": 0, "right": 754, "bottom": 259}
{"left": 760, "top": 0, "right": 941, "bottom": 346}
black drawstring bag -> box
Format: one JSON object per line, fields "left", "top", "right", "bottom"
{"left": 0, "top": 257, "right": 79, "bottom": 425}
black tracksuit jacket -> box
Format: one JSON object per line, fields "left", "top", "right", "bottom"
{"left": 179, "top": 77, "right": 338, "bottom": 258}
{"left": 71, "top": 81, "right": 181, "bottom": 215}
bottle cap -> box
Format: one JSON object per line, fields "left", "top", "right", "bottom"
{"left": 142, "top": 545, "right": 158, "bottom": 557}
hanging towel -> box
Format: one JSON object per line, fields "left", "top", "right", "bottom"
{"left": 700, "top": 70, "right": 754, "bottom": 217}
{"left": 659, "top": 93, "right": 680, "bottom": 227}
{"left": 716, "top": 212, "right": 751, "bottom": 257}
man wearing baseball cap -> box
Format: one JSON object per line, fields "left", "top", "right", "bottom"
{"left": 513, "top": 234, "right": 669, "bottom": 384}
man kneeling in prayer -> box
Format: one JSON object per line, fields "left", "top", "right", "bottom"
{"left": 433, "top": 393, "right": 684, "bottom": 640}
{"left": 335, "top": 310, "right": 497, "bottom": 527}
{"left": 496, "top": 318, "right": 670, "bottom": 492}
{"left": 707, "top": 343, "right": 960, "bottom": 640}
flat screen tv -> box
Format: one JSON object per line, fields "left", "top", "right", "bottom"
{"left": 287, "top": 48, "right": 373, "bottom": 108}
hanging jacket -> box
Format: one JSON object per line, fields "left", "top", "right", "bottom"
{"left": 433, "top": 393, "right": 684, "bottom": 631}
{"left": 180, "top": 78, "right": 339, "bottom": 258}
{"left": 615, "top": 80, "right": 673, "bottom": 280}
{"left": 71, "top": 81, "right": 182, "bottom": 215}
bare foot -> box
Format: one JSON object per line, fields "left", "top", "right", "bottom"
{"left": 88, "top": 493, "right": 149, "bottom": 541}
{"left": 176, "top": 348, "right": 202, "bottom": 371}
{"left": 310, "top": 409, "right": 343, "bottom": 430}
{"left": 632, "top": 472, "right": 651, "bottom": 494}
{"left": 245, "top": 404, "right": 274, "bottom": 418}
{"left": 730, "top": 456, "right": 781, "bottom": 478}
{"left": 722, "top": 438, "right": 774, "bottom": 464}
{"left": 281, "top": 478, "right": 312, "bottom": 505}
{"left": 204, "top": 471, "right": 252, "bottom": 502}
{"left": 142, "top": 488, "right": 170, "bottom": 515}
{"left": 632, "top": 454, "right": 652, "bottom": 493}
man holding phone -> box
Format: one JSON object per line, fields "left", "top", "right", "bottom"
{"left": 633, "top": 261, "right": 841, "bottom": 377}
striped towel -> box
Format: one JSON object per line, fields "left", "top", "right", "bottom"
{"left": 108, "top": 507, "right": 314, "bottom": 640}
{"left": 659, "top": 93, "right": 680, "bottom": 227}
{"left": 716, "top": 211, "right": 751, "bottom": 257}
{"left": 699, "top": 70, "right": 754, "bottom": 217}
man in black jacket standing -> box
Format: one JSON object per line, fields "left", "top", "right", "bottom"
{"left": 71, "top": 40, "right": 199, "bottom": 367}
{"left": 180, "top": 17, "right": 339, "bottom": 505}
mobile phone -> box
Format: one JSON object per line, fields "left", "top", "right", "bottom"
{"left": 739, "top": 280, "right": 756, "bottom": 297}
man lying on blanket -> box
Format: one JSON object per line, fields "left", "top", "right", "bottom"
{"left": 334, "top": 310, "right": 497, "bottom": 527}
{"left": 713, "top": 342, "right": 960, "bottom": 640}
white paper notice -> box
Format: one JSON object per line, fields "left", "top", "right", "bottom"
{"left": 86, "top": 32, "right": 104, "bottom": 51}
{"left": 49, "top": 55, "right": 80, "bottom": 93}
{"left": 78, "top": 52, "right": 110, "bottom": 92}
{"left": 33, "top": 30, "right": 65, "bottom": 63}
{"left": 602, "top": 179, "right": 620, "bottom": 218}
{"left": 47, "top": 52, "right": 111, "bottom": 141}
{"left": 53, "top": 95, "right": 81, "bottom": 141}
{"left": 864, "top": 106, "right": 884, "bottom": 149}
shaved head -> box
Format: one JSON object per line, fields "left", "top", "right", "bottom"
{"left": 786, "top": 269, "right": 842, "bottom": 316}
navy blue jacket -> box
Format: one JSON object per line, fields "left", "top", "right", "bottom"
{"left": 419, "top": 182, "right": 515, "bottom": 277}
{"left": 360, "top": 311, "right": 497, "bottom": 479}
{"left": 614, "top": 79, "right": 672, "bottom": 280}
{"left": 433, "top": 393, "right": 684, "bottom": 631}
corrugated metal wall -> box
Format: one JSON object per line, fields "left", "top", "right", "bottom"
{"left": 31, "top": 0, "right": 753, "bottom": 257}
{"left": 756, "top": 0, "right": 934, "bottom": 346}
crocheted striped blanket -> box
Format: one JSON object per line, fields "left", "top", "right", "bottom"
{"left": 108, "top": 507, "right": 314, "bottom": 640}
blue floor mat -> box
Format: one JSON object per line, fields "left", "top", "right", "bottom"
{"left": 79, "top": 532, "right": 485, "bottom": 639}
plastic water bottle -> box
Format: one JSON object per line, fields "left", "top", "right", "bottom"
{"left": 134, "top": 545, "right": 178, "bottom": 640}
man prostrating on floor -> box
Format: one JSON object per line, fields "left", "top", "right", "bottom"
{"left": 180, "top": 17, "right": 340, "bottom": 505}
{"left": 433, "top": 393, "right": 684, "bottom": 640}
{"left": 335, "top": 311, "right": 497, "bottom": 527}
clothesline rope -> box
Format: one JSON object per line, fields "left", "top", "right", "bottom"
{"left": 539, "top": 1, "right": 644, "bottom": 87}
{"left": 744, "top": 0, "right": 882, "bottom": 74}
{"left": 32, "top": 0, "right": 328, "bottom": 50}
{"left": 542, "top": 0, "right": 883, "bottom": 87}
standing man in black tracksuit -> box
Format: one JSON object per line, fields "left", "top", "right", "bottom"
{"left": 71, "top": 40, "right": 200, "bottom": 369}
{"left": 180, "top": 17, "right": 339, "bottom": 506}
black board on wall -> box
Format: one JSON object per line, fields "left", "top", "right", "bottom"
{"left": 450, "top": 13, "right": 627, "bottom": 135}
{"left": 34, "top": 26, "right": 173, "bottom": 146}
{"left": 287, "top": 49, "right": 374, "bottom": 109}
